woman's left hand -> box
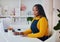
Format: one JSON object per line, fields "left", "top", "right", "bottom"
{"left": 22, "top": 34, "right": 28, "bottom": 37}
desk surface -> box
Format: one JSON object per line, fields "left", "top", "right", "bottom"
{"left": 0, "top": 30, "right": 42, "bottom": 42}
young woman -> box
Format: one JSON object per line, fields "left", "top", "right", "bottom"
{"left": 14, "top": 4, "right": 49, "bottom": 41}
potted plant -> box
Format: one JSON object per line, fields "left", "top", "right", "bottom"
{"left": 27, "top": 17, "right": 33, "bottom": 24}
{"left": 54, "top": 9, "right": 60, "bottom": 30}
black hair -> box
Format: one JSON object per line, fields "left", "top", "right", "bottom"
{"left": 34, "top": 4, "right": 47, "bottom": 20}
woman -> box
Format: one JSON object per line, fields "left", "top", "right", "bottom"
{"left": 14, "top": 4, "right": 49, "bottom": 41}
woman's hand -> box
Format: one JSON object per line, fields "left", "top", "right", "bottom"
{"left": 14, "top": 32, "right": 27, "bottom": 37}
{"left": 14, "top": 32, "right": 24, "bottom": 35}
{"left": 22, "top": 34, "right": 27, "bottom": 37}
{"left": 8, "top": 26, "right": 13, "bottom": 30}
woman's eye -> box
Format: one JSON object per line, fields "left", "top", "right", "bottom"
{"left": 36, "top": 9, "right": 38, "bottom": 11}
{"left": 33, "top": 10, "right": 34, "bottom": 11}
{"left": 36, "top": 10, "right": 37, "bottom": 11}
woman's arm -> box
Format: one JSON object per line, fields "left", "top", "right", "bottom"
{"left": 23, "top": 29, "right": 32, "bottom": 35}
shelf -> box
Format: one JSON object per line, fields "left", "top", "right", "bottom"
{"left": 0, "top": 17, "right": 6, "bottom": 18}
{"left": 0, "top": 15, "right": 34, "bottom": 18}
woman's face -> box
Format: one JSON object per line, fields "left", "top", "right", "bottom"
{"left": 33, "top": 6, "right": 39, "bottom": 17}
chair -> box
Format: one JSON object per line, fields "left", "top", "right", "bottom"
{"left": 41, "top": 29, "right": 56, "bottom": 42}
{"left": 36, "top": 27, "right": 54, "bottom": 42}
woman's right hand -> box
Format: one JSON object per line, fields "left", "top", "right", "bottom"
{"left": 14, "top": 32, "right": 24, "bottom": 35}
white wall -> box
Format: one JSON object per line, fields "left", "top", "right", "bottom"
{"left": 22, "top": 0, "right": 42, "bottom": 11}
{"left": 0, "top": 0, "right": 20, "bottom": 8}
{"left": 0, "top": 0, "right": 20, "bottom": 16}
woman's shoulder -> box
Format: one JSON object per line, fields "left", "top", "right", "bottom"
{"left": 40, "top": 17, "right": 46, "bottom": 20}
{"left": 39, "top": 17, "right": 47, "bottom": 21}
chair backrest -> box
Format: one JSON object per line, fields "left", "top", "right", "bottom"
{"left": 48, "top": 26, "right": 54, "bottom": 36}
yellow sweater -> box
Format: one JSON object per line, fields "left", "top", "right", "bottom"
{"left": 23, "top": 16, "right": 49, "bottom": 38}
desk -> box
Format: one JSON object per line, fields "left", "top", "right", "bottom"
{"left": 0, "top": 30, "right": 42, "bottom": 42}
{"left": 0, "top": 21, "right": 41, "bottom": 42}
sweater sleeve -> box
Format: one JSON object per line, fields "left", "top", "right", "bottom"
{"left": 28, "top": 17, "right": 48, "bottom": 38}
{"left": 23, "top": 29, "right": 32, "bottom": 35}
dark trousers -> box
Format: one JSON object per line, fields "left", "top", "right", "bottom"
{"left": 38, "top": 36, "right": 49, "bottom": 41}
